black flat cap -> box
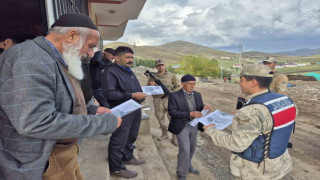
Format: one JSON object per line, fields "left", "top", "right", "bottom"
{"left": 51, "top": 13, "right": 98, "bottom": 31}
{"left": 181, "top": 74, "right": 196, "bottom": 82}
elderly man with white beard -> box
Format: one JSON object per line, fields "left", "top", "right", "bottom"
{"left": 0, "top": 13, "right": 122, "bottom": 180}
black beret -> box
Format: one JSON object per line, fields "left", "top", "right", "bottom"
{"left": 181, "top": 74, "right": 196, "bottom": 82}
{"left": 51, "top": 13, "right": 98, "bottom": 31}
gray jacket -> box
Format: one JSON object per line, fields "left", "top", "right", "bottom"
{"left": 0, "top": 37, "right": 118, "bottom": 180}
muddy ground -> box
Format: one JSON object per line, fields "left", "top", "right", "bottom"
{"left": 136, "top": 68, "right": 320, "bottom": 180}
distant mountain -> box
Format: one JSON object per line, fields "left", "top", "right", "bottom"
{"left": 242, "top": 51, "right": 284, "bottom": 60}
{"left": 275, "top": 48, "right": 320, "bottom": 56}
{"left": 104, "top": 40, "right": 319, "bottom": 63}
{"left": 104, "top": 40, "right": 238, "bottom": 64}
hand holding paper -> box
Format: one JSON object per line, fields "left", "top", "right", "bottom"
{"left": 189, "top": 110, "right": 233, "bottom": 130}
{"left": 141, "top": 86, "right": 164, "bottom": 96}
{"left": 111, "top": 99, "right": 143, "bottom": 117}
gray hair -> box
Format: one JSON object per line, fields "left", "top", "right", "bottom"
{"left": 49, "top": 26, "right": 91, "bottom": 41}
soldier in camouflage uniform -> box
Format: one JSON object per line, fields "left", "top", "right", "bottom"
{"left": 148, "top": 59, "right": 181, "bottom": 145}
{"left": 263, "top": 57, "right": 288, "bottom": 95}
{"left": 204, "top": 64, "right": 296, "bottom": 180}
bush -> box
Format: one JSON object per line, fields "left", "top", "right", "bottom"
{"left": 134, "top": 58, "right": 155, "bottom": 68}
{"left": 179, "top": 55, "right": 220, "bottom": 77}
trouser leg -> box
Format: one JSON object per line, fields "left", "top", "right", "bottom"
{"left": 189, "top": 125, "right": 198, "bottom": 169}
{"left": 43, "top": 144, "right": 83, "bottom": 180}
{"left": 154, "top": 98, "right": 168, "bottom": 136}
{"left": 122, "top": 110, "right": 142, "bottom": 161}
{"left": 108, "top": 112, "right": 136, "bottom": 172}
{"left": 176, "top": 125, "right": 191, "bottom": 177}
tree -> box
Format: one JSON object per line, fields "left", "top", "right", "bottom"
{"left": 179, "top": 55, "right": 220, "bottom": 77}
{"left": 134, "top": 58, "right": 154, "bottom": 68}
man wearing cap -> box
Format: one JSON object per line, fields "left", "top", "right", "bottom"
{"left": 90, "top": 48, "right": 115, "bottom": 108}
{"left": 204, "top": 64, "right": 297, "bottom": 179}
{"left": 0, "top": 13, "right": 122, "bottom": 180}
{"left": 263, "top": 56, "right": 288, "bottom": 95}
{"left": 147, "top": 59, "right": 181, "bottom": 145}
{"left": 168, "top": 74, "right": 212, "bottom": 180}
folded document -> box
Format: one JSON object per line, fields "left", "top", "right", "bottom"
{"left": 111, "top": 99, "right": 143, "bottom": 117}
{"left": 189, "top": 110, "right": 233, "bottom": 130}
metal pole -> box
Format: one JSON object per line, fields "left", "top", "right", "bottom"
{"left": 238, "top": 44, "right": 242, "bottom": 67}
{"left": 221, "top": 64, "right": 223, "bottom": 79}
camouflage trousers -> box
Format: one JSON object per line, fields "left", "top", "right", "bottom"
{"left": 153, "top": 96, "right": 170, "bottom": 136}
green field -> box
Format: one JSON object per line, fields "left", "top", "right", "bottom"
{"left": 278, "top": 65, "right": 320, "bottom": 74}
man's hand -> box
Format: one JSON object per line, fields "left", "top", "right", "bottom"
{"left": 96, "top": 107, "right": 112, "bottom": 115}
{"left": 116, "top": 117, "right": 122, "bottom": 128}
{"left": 204, "top": 105, "right": 212, "bottom": 111}
{"left": 148, "top": 81, "right": 157, "bottom": 86}
{"left": 190, "top": 111, "right": 202, "bottom": 118}
{"left": 132, "top": 92, "right": 147, "bottom": 100}
{"left": 203, "top": 124, "right": 214, "bottom": 130}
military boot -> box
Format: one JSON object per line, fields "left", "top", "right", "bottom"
{"left": 157, "top": 129, "right": 169, "bottom": 141}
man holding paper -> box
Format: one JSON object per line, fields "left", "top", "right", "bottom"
{"left": 101, "top": 46, "right": 147, "bottom": 178}
{"left": 147, "top": 59, "right": 181, "bottom": 144}
{"left": 204, "top": 64, "right": 297, "bottom": 180}
{"left": 168, "top": 74, "right": 211, "bottom": 180}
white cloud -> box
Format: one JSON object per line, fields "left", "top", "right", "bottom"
{"left": 116, "top": 0, "right": 320, "bottom": 52}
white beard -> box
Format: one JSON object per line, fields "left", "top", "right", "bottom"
{"left": 62, "top": 41, "right": 85, "bottom": 80}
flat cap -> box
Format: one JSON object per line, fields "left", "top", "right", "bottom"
{"left": 155, "top": 59, "right": 165, "bottom": 66}
{"left": 51, "top": 13, "right": 98, "bottom": 31}
{"left": 181, "top": 74, "right": 196, "bottom": 82}
{"left": 240, "top": 64, "right": 273, "bottom": 77}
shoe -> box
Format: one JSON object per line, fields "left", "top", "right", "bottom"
{"left": 177, "top": 175, "right": 186, "bottom": 180}
{"left": 124, "top": 157, "right": 145, "bottom": 165}
{"left": 157, "top": 134, "right": 169, "bottom": 141}
{"left": 189, "top": 167, "right": 200, "bottom": 175}
{"left": 110, "top": 169, "right": 138, "bottom": 178}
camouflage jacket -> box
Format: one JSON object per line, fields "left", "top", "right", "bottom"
{"left": 206, "top": 89, "right": 294, "bottom": 180}
{"left": 147, "top": 71, "right": 181, "bottom": 99}
{"left": 270, "top": 71, "right": 288, "bottom": 95}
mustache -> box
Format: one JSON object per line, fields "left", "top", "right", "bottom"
{"left": 127, "top": 62, "right": 133, "bottom": 65}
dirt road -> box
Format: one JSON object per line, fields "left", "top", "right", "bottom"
{"left": 138, "top": 69, "right": 320, "bottom": 179}
{"left": 195, "top": 80, "right": 320, "bottom": 180}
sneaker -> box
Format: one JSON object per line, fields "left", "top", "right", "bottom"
{"left": 123, "top": 157, "right": 145, "bottom": 165}
{"left": 189, "top": 167, "right": 200, "bottom": 175}
{"left": 157, "top": 134, "right": 169, "bottom": 141}
{"left": 110, "top": 169, "right": 138, "bottom": 178}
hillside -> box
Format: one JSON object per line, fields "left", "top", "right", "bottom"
{"left": 104, "top": 40, "right": 320, "bottom": 66}
{"left": 276, "top": 48, "right": 320, "bottom": 56}
{"left": 104, "top": 40, "right": 238, "bottom": 64}
{"left": 242, "top": 51, "right": 285, "bottom": 59}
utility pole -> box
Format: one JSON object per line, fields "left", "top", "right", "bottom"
{"left": 220, "top": 64, "right": 223, "bottom": 79}
{"left": 238, "top": 44, "right": 242, "bottom": 67}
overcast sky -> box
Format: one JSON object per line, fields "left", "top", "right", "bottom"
{"left": 114, "top": 0, "right": 320, "bottom": 53}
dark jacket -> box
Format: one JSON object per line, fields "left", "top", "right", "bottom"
{"left": 168, "top": 89, "right": 204, "bottom": 134}
{"left": 90, "top": 51, "right": 112, "bottom": 90}
{"left": 101, "top": 63, "right": 144, "bottom": 108}
{"left": 81, "top": 57, "right": 93, "bottom": 103}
